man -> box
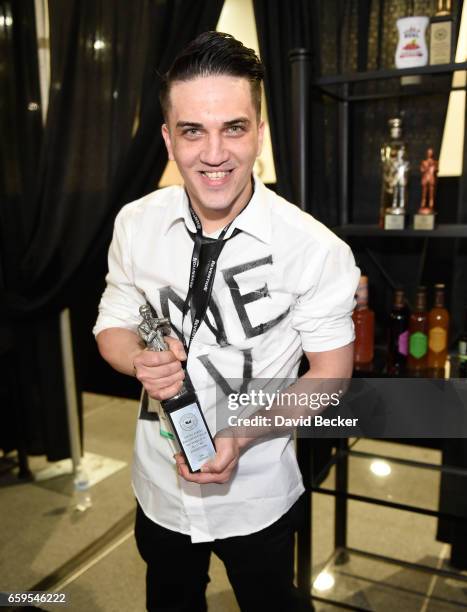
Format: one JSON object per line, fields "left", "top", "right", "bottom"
{"left": 94, "top": 31, "right": 359, "bottom": 612}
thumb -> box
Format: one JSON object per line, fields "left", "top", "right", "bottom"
{"left": 165, "top": 336, "right": 187, "bottom": 361}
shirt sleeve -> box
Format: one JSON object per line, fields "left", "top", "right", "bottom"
{"left": 292, "top": 239, "right": 360, "bottom": 352}
{"left": 93, "top": 206, "right": 145, "bottom": 337}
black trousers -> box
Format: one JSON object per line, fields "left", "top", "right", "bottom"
{"left": 134, "top": 496, "right": 312, "bottom": 612}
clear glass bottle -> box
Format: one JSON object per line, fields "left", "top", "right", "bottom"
{"left": 380, "top": 118, "right": 409, "bottom": 226}
{"left": 74, "top": 463, "right": 92, "bottom": 512}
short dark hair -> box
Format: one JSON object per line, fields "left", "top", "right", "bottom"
{"left": 159, "top": 31, "right": 264, "bottom": 120}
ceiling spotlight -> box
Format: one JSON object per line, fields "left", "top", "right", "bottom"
{"left": 93, "top": 39, "right": 105, "bottom": 51}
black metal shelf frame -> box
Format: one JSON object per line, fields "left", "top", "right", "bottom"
{"left": 316, "top": 62, "right": 467, "bottom": 86}
{"left": 296, "top": 437, "right": 467, "bottom": 610}
{"left": 315, "top": 62, "right": 467, "bottom": 103}
{"left": 289, "top": 45, "right": 467, "bottom": 610}
{"left": 333, "top": 223, "right": 467, "bottom": 238}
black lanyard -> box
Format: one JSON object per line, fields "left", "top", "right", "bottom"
{"left": 181, "top": 206, "right": 239, "bottom": 355}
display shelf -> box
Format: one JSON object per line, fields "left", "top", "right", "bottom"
{"left": 333, "top": 224, "right": 467, "bottom": 238}
{"left": 315, "top": 62, "right": 467, "bottom": 102}
{"left": 315, "top": 61, "right": 467, "bottom": 87}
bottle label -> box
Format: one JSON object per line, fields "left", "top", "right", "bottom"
{"left": 167, "top": 402, "right": 216, "bottom": 472}
{"left": 430, "top": 21, "right": 452, "bottom": 65}
{"left": 459, "top": 340, "right": 467, "bottom": 360}
{"left": 429, "top": 327, "right": 447, "bottom": 353}
{"left": 398, "top": 330, "right": 409, "bottom": 356}
{"left": 409, "top": 332, "right": 428, "bottom": 359}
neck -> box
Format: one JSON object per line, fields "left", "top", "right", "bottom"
{"left": 189, "top": 179, "right": 254, "bottom": 234}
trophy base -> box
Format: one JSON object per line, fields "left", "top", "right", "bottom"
{"left": 384, "top": 213, "right": 406, "bottom": 230}
{"left": 414, "top": 213, "right": 435, "bottom": 230}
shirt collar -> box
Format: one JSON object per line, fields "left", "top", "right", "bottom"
{"left": 162, "top": 174, "right": 272, "bottom": 244}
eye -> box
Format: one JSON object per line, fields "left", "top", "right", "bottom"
{"left": 183, "top": 128, "right": 202, "bottom": 138}
{"left": 226, "top": 125, "right": 245, "bottom": 135}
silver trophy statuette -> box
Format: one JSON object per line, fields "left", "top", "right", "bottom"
{"left": 136, "top": 304, "right": 216, "bottom": 472}
{"left": 138, "top": 304, "right": 172, "bottom": 352}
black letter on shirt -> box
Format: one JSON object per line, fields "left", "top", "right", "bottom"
{"left": 198, "top": 348, "right": 252, "bottom": 396}
{"left": 222, "top": 256, "right": 289, "bottom": 339}
{"left": 159, "top": 286, "right": 229, "bottom": 347}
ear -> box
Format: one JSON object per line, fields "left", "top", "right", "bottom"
{"left": 162, "top": 124, "right": 175, "bottom": 161}
{"left": 256, "top": 120, "right": 265, "bottom": 157}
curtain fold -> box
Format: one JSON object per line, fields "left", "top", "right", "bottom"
{"left": 0, "top": 0, "right": 224, "bottom": 459}
{"left": 253, "top": 0, "right": 314, "bottom": 207}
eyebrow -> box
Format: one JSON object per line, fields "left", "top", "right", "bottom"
{"left": 175, "top": 117, "right": 251, "bottom": 129}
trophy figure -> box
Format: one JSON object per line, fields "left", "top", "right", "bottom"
{"left": 388, "top": 148, "right": 410, "bottom": 214}
{"left": 138, "top": 304, "right": 172, "bottom": 352}
{"left": 137, "top": 304, "right": 216, "bottom": 473}
{"left": 380, "top": 118, "right": 409, "bottom": 230}
{"left": 414, "top": 148, "right": 438, "bottom": 230}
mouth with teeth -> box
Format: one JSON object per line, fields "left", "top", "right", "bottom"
{"left": 199, "top": 169, "right": 233, "bottom": 186}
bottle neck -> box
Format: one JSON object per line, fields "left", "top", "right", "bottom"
{"left": 393, "top": 290, "right": 405, "bottom": 310}
{"left": 415, "top": 293, "right": 427, "bottom": 312}
{"left": 434, "top": 292, "right": 445, "bottom": 309}
{"left": 355, "top": 278, "right": 369, "bottom": 310}
{"left": 437, "top": 0, "right": 451, "bottom": 15}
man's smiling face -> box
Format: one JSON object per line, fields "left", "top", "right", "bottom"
{"left": 162, "top": 75, "right": 264, "bottom": 229}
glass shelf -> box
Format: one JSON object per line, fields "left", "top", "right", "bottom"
{"left": 333, "top": 224, "right": 467, "bottom": 238}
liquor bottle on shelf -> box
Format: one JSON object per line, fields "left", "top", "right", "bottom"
{"left": 408, "top": 286, "right": 428, "bottom": 374}
{"left": 430, "top": 0, "right": 453, "bottom": 65}
{"left": 427, "top": 283, "right": 450, "bottom": 372}
{"left": 387, "top": 289, "right": 410, "bottom": 376}
{"left": 458, "top": 308, "right": 467, "bottom": 378}
{"left": 380, "top": 118, "right": 409, "bottom": 230}
{"left": 352, "top": 275, "right": 375, "bottom": 365}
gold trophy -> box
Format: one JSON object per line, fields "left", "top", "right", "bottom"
{"left": 414, "top": 148, "right": 438, "bottom": 230}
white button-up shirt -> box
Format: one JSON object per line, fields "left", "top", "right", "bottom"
{"left": 94, "top": 176, "right": 359, "bottom": 542}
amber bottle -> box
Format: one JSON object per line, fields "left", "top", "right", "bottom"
{"left": 352, "top": 276, "right": 375, "bottom": 364}
{"left": 407, "top": 287, "right": 428, "bottom": 373}
{"left": 427, "top": 284, "right": 449, "bottom": 371}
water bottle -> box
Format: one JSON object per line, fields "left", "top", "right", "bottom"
{"left": 74, "top": 463, "right": 92, "bottom": 511}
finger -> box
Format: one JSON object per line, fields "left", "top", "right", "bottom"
{"left": 140, "top": 368, "right": 185, "bottom": 390}
{"left": 174, "top": 453, "right": 186, "bottom": 467}
{"left": 179, "top": 465, "right": 234, "bottom": 484}
{"left": 165, "top": 337, "right": 187, "bottom": 361}
{"left": 138, "top": 350, "right": 180, "bottom": 367}
{"left": 135, "top": 360, "right": 183, "bottom": 381}
{"left": 201, "top": 455, "right": 237, "bottom": 475}
{"left": 148, "top": 380, "right": 184, "bottom": 401}
{"left": 200, "top": 453, "right": 232, "bottom": 474}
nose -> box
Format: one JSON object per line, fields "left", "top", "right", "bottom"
{"left": 199, "top": 133, "right": 229, "bottom": 167}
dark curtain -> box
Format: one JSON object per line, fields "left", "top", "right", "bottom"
{"left": 0, "top": 0, "right": 223, "bottom": 461}
{"left": 253, "top": 1, "right": 314, "bottom": 207}
{"left": 0, "top": 0, "right": 43, "bottom": 457}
